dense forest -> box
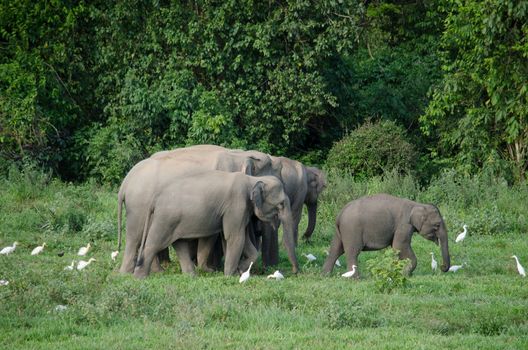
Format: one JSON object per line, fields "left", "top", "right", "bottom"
{"left": 1, "top": 0, "right": 527, "bottom": 184}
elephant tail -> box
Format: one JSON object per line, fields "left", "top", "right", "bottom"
{"left": 117, "top": 187, "right": 125, "bottom": 251}
{"left": 136, "top": 203, "right": 154, "bottom": 267}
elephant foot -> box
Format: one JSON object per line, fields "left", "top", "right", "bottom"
{"left": 133, "top": 268, "right": 149, "bottom": 279}
{"left": 199, "top": 265, "right": 216, "bottom": 273}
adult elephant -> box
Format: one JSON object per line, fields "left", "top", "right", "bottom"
{"left": 258, "top": 158, "right": 326, "bottom": 266}
{"left": 117, "top": 145, "right": 283, "bottom": 274}
{"left": 322, "top": 194, "right": 450, "bottom": 277}
{"left": 133, "top": 172, "right": 297, "bottom": 278}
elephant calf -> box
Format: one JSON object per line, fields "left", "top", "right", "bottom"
{"left": 323, "top": 194, "right": 451, "bottom": 277}
{"left": 133, "top": 171, "right": 299, "bottom": 278}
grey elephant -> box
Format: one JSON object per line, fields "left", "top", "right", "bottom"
{"left": 117, "top": 145, "right": 283, "bottom": 274}
{"left": 256, "top": 157, "right": 326, "bottom": 266}
{"left": 133, "top": 171, "right": 297, "bottom": 278}
{"left": 322, "top": 194, "right": 450, "bottom": 276}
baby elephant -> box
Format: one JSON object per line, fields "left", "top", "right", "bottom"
{"left": 323, "top": 194, "right": 451, "bottom": 277}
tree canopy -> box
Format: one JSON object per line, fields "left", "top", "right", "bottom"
{"left": 1, "top": 0, "right": 526, "bottom": 183}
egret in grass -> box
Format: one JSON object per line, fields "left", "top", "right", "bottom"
{"left": 511, "top": 255, "right": 526, "bottom": 277}
{"left": 267, "top": 270, "right": 284, "bottom": 280}
{"left": 455, "top": 224, "right": 468, "bottom": 243}
{"left": 31, "top": 243, "right": 46, "bottom": 256}
{"left": 448, "top": 263, "right": 465, "bottom": 272}
{"left": 77, "top": 258, "right": 96, "bottom": 270}
{"left": 111, "top": 251, "right": 119, "bottom": 261}
{"left": 341, "top": 265, "right": 357, "bottom": 278}
{"left": 303, "top": 253, "right": 317, "bottom": 263}
{"left": 55, "top": 305, "right": 68, "bottom": 312}
{"left": 77, "top": 243, "right": 91, "bottom": 256}
{"left": 64, "top": 260, "right": 75, "bottom": 271}
{"left": 0, "top": 280, "right": 9, "bottom": 286}
{"left": 239, "top": 261, "right": 253, "bottom": 283}
{"left": 0, "top": 242, "right": 18, "bottom": 255}
{"left": 431, "top": 252, "right": 438, "bottom": 272}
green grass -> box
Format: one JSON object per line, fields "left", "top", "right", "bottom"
{"left": 0, "top": 167, "right": 527, "bottom": 349}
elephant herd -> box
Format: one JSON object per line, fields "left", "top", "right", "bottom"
{"left": 118, "top": 144, "right": 451, "bottom": 279}
{"left": 117, "top": 145, "right": 326, "bottom": 278}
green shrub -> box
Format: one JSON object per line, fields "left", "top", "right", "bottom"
{"left": 326, "top": 119, "right": 416, "bottom": 179}
{"left": 366, "top": 248, "right": 410, "bottom": 293}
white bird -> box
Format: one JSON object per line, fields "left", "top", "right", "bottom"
{"left": 64, "top": 260, "right": 75, "bottom": 271}
{"left": 431, "top": 252, "right": 438, "bottom": 272}
{"left": 111, "top": 251, "right": 119, "bottom": 261}
{"left": 303, "top": 253, "right": 317, "bottom": 262}
{"left": 0, "top": 280, "right": 9, "bottom": 286}
{"left": 267, "top": 270, "right": 284, "bottom": 280}
{"left": 77, "top": 243, "right": 91, "bottom": 256}
{"left": 448, "top": 264, "right": 464, "bottom": 272}
{"left": 77, "top": 258, "right": 96, "bottom": 270}
{"left": 239, "top": 261, "right": 254, "bottom": 283}
{"left": 0, "top": 242, "right": 18, "bottom": 255}
{"left": 55, "top": 305, "right": 68, "bottom": 312}
{"left": 455, "top": 224, "right": 468, "bottom": 243}
{"left": 512, "top": 255, "right": 526, "bottom": 277}
{"left": 341, "top": 265, "right": 358, "bottom": 278}
{"left": 31, "top": 243, "right": 46, "bottom": 256}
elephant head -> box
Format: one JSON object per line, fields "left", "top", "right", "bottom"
{"left": 411, "top": 204, "right": 451, "bottom": 272}
{"left": 303, "top": 166, "right": 326, "bottom": 240}
{"left": 228, "top": 150, "right": 282, "bottom": 177}
{"left": 250, "top": 176, "right": 299, "bottom": 273}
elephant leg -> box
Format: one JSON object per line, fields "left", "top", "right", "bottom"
{"left": 261, "top": 222, "right": 279, "bottom": 267}
{"left": 395, "top": 245, "right": 417, "bottom": 275}
{"left": 223, "top": 229, "right": 246, "bottom": 276}
{"left": 343, "top": 247, "right": 361, "bottom": 278}
{"left": 393, "top": 228, "right": 416, "bottom": 275}
{"left": 150, "top": 255, "right": 165, "bottom": 273}
{"left": 238, "top": 231, "right": 259, "bottom": 272}
{"left": 322, "top": 234, "right": 344, "bottom": 275}
{"left": 133, "top": 219, "right": 172, "bottom": 279}
{"left": 197, "top": 235, "right": 218, "bottom": 273}
{"left": 172, "top": 240, "right": 196, "bottom": 276}
{"left": 207, "top": 236, "right": 224, "bottom": 271}
{"left": 133, "top": 245, "right": 157, "bottom": 279}
{"left": 120, "top": 212, "right": 144, "bottom": 274}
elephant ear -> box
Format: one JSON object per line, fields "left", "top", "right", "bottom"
{"left": 410, "top": 206, "right": 426, "bottom": 232}
{"left": 241, "top": 157, "right": 256, "bottom": 175}
{"left": 307, "top": 167, "right": 326, "bottom": 195}
{"left": 250, "top": 181, "right": 265, "bottom": 210}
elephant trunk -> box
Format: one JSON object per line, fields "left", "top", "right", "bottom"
{"left": 279, "top": 199, "right": 299, "bottom": 274}
{"left": 303, "top": 202, "right": 317, "bottom": 240}
{"left": 438, "top": 225, "right": 451, "bottom": 272}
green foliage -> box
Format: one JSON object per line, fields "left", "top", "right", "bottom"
{"left": 422, "top": 0, "right": 528, "bottom": 181}
{"left": 326, "top": 120, "right": 416, "bottom": 179}
{"left": 366, "top": 248, "right": 410, "bottom": 293}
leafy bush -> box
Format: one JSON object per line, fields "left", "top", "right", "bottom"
{"left": 326, "top": 119, "right": 416, "bottom": 179}
{"left": 366, "top": 248, "right": 410, "bottom": 293}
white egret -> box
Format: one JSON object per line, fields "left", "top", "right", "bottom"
{"left": 303, "top": 253, "right": 317, "bottom": 262}
{"left": 55, "top": 305, "right": 68, "bottom": 312}
{"left": 77, "top": 243, "right": 91, "bottom": 256}
{"left": 0, "top": 242, "right": 18, "bottom": 255}
{"left": 31, "top": 243, "right": 46, "bottom": 256}
{"left": 64, "top": 260, "right": 75, "bottom": 271}
{"left": 0, "top": 280, "right": 9, "bottom": 286}
{"left": 448, "top": 263, "right": 464, "bottom": 272}
{"left": 431, "top": 252, "right": 438, "bottom": 272}
{"left": 111, "top": 251, "right": 119, "bottom": 261}
{"left": 267, "top": 270, "right": 284, "bottom": 280}
{"left": 77, "top": 258, "right": 96, "bottom": 270}
{"left": 511, "top": 255, "right": 526, "bottom": 277}
{"left": 455, "top": 224, "right": 468, "bottom": 243}
{"left": 341, "top": 265, "right": 357, "bottom": 278}
{"left": 239, "top": 261, "right": 254, "bottom": 283}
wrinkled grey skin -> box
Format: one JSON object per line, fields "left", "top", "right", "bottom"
{"left": 133, "top": 172, "right": 297, "bottom": 278}
{"left": 322, "top": 194, "right": 450, "bottom": 277}
{"left": 117, "top": 145, "right": 282, "bottom": 274}
{"left": 257, "top": 158, "right": 326, "bottom": 266}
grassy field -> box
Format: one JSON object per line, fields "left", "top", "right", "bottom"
{"left": 0, "top": 166, "right": 527, "bottom": 349}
